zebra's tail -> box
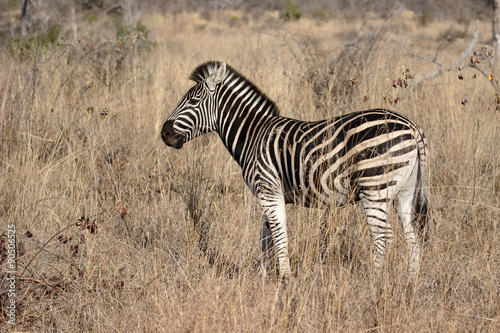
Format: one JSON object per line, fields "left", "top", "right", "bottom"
{"left": 415, "top": 130, "right": 429, "bottom": 236}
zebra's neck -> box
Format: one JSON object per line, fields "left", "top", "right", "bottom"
{"left": 216, "top": 73, "right": 281, "bottom": 166}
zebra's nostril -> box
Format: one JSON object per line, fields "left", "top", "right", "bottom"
{"left": 161, "top": 119, "right": 184, "bottom": 149}
{"left": 161, "top": 120, "right": 172, "bottom": 141}
{"left": 161, "top": 120, "right": 174, "bottom": 138}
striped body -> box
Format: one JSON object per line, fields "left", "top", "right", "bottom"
{"left": 161, "top": 61, "right": 428, "bottom": 278}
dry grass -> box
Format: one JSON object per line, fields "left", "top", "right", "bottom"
{"left": 1, "top": 9, "right": 499, "bottom": 332}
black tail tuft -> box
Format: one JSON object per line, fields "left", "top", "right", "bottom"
{"left": 414, "top": 185, "right": 429, "bottom": 242}
{"left": 414, "top": 131, "right": 429, "bottom": 241}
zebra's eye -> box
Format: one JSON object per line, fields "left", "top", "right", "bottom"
{"left": 189, "top": 97, "right": 201, "bottom": 105}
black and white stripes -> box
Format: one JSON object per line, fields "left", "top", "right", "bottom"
{"left": 161, "top": 61, "right": 429, "bottom": 278}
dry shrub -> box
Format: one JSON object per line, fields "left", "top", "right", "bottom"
{"left": 300, "top": 20, "right": 387, "bottom": 105}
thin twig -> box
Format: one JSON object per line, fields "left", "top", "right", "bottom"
{"left": 19, "top": 276, "right": 68, "bottom": 295}
{"left": 412, "top": 20, "right": 498, "bottom": 91}
{"left": 412, "top": 20, "right": 479, "bottom": 86}
{"left": 19, "top": 205, "right": 115, "bottom": 279}
{"left": 19, "top": 222, "right": 82, "bottom": 278}
{"left": 453, "top": 20, "right": 479, "bottom": 67}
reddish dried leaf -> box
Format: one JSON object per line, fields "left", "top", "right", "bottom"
{"left": 120, "top": 206, "right": 128, "bottom": 219}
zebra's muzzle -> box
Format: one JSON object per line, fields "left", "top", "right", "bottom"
{"left": 161, "top": 120, "right": 184, "bottom": 149}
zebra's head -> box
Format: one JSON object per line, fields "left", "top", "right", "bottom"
{"left": 161, "top": 61, "right": 227, "bottom": 149}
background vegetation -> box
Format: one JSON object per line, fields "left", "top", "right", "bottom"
{"left": 0, "top": 0, "right": 499, "bottom": 331}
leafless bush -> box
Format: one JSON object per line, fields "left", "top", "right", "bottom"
{"left": 183, "top": 153, "right": 240, "bottom": 276}
{"left": 291, "top": 15, "right": 389, "bottom": 111}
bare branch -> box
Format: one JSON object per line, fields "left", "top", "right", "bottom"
{"left": 453, "top": 20, "right": 479, "bottom": 67}
{"left": 411, "top": 20, "right": 489, "bottom": 87}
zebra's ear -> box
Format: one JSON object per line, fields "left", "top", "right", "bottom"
{"left": 206, "top": 62, "right": 227, "bottom": 90}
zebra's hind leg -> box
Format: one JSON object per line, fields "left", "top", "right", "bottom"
{"left": 360, "top": 196, "right": 394, "bottom": 273}
{"left": 260, "top": 215, "right": 275, "bottom": 275}
{"left": 394, "top": 163, "right": 422, "bottom": 277}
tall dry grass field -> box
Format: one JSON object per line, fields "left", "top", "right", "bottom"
{"left": 1, "top": 8, "right": 499, "bottom": 332}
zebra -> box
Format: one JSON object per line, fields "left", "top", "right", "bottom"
{"left": 161, "top": 61, "right": 429, "bottom": 278}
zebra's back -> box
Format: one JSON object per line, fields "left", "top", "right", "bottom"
{"left": 267, "top": 109, "right": 427, "bottom": 208}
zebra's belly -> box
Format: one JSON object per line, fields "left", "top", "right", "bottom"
{"left": 283, "top": 175, "right": 350, "bottom": 209}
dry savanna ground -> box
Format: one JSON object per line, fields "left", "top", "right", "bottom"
{"left": 0, "top": 8, "right": 499, "bottom": 332}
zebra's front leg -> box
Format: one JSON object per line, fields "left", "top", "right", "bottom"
{"left": 260, "top": 194, "right": 291, "bottom": 278}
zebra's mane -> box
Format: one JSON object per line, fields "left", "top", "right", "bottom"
{"left": 189, "top": 61, "right": 280, "bottom": 116}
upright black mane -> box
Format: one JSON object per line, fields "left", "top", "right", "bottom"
{"left": 189, "top": 61, "right": 280, "bottom": 116}
{"left": 189, "top": 61, "right": 221, "bottom": 83}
